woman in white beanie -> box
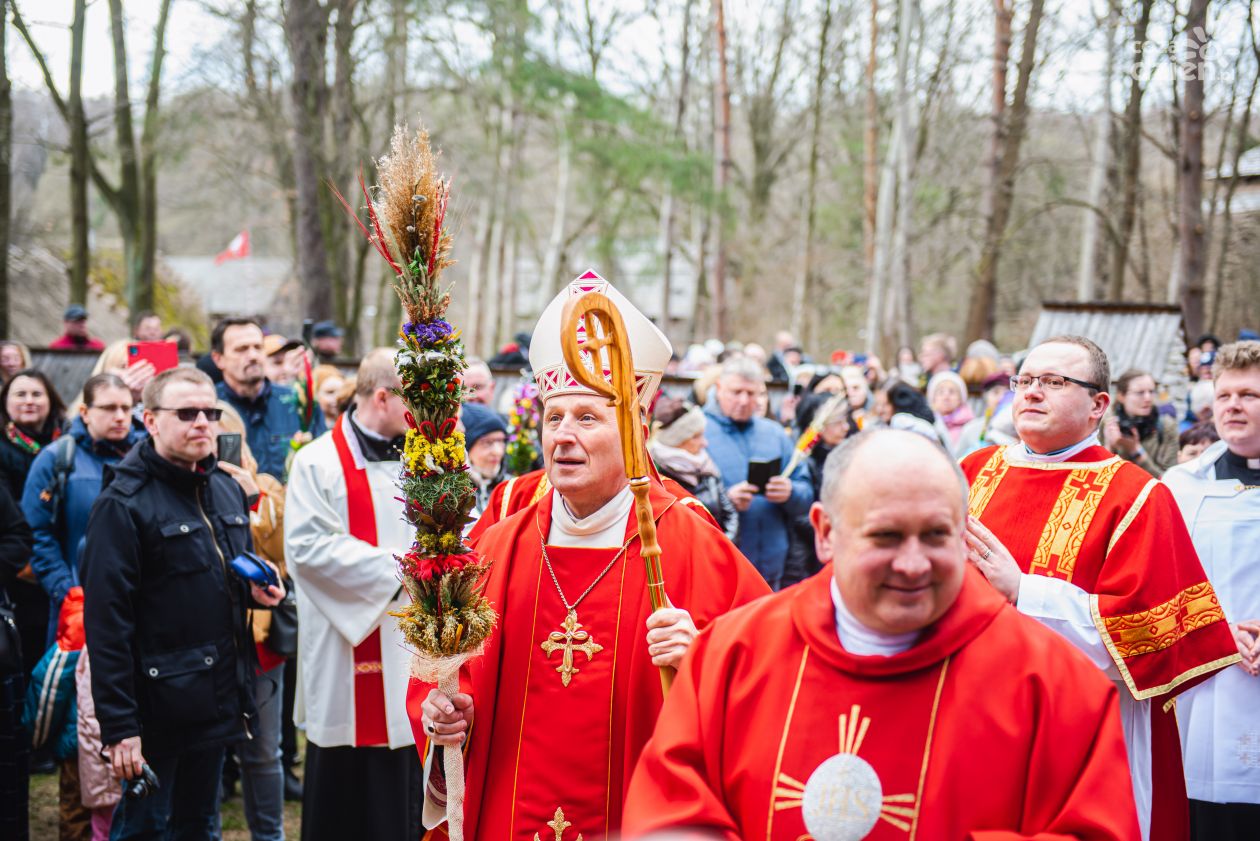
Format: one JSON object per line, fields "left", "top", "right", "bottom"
{"left": 927, "top": 370, "right": 974, "bottom": 453}
{"left": 648, "top": 396, "right": 739, "bottom": 541}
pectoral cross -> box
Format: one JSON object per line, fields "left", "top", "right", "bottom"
{"left": 534, "top": 807, "right": 583, "bottom": 841}
{"left": 540, "top": 610, "right": 603, "bottom": 687}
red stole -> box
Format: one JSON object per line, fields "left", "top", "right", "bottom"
{"left": 331, "top": 414, "right": 389, "bottom": 747}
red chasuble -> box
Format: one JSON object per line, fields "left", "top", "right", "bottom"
{"left": 960, "top": 444, "right": 1239, "bottom": 841}
{"left": 470, "top": 468, "right": 722, "bottom": 541}
{"left": 331, "top": 415, "right": 389, "bottom": 747}
{"left": 960, "top": 445, "right": 1236, "bottom": 701}
{"left": 408, "top": 480, "right": 769, "bottom": 840}
{"left": 623, "top": 568, "right": 1141, "bottom": 840}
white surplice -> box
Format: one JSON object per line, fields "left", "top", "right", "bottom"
{"left": 285, "top": 424, "right": 415, "bottom": 750}
{"left": 1164, "top": 440, "right": 1260, "bottom": 805}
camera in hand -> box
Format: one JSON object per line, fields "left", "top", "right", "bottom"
{"left": 1117, "top": 415, "right": 1139, "bottom": 438}
{"left": 124, "top": 763, "right": 160, "bottom": 799}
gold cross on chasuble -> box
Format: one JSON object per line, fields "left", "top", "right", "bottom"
{"left": 540, "top": 610, "right": 603, "bottom": 686}
{"left": 534, "top": 807, "right": 584, "bottom": 840}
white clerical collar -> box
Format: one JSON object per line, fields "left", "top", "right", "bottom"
{"left": 830, "top": 579, "right": 919, "bottom": 656}
{"left": 1019, "top": 431, "right": 1100, "bottom": 464}
{"left": 549, "top": 485, "right": 633, "bottom": 548}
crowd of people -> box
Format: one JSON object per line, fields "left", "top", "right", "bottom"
{"left": 0, "top": 288, "right": 1257, "bottom": 841}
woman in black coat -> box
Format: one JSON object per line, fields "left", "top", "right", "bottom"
{"left": 783, "top": 391, "right": 855, "bottom": 588}
{"left": 0, "top": 480, "right": 34, "bottom": 841}
{"left": 0, "top": 369, "right": 66, "bottom": 682}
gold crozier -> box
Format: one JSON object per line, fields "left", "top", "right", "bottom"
{"left": 540, "top": 610, "right": 603, "bottom": 687}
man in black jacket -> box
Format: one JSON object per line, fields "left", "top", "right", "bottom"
{"left": 81, "top": 367, "right": 284, "bottom": 841}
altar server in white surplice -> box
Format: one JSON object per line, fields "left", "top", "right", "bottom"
{"left": 284, "top": 349, "right": 419, "bottom": 841}
{"left": 1164, "top": 340, "right": 1260, "bottom": 841}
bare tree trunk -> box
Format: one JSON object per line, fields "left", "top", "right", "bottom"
{"left": 285, "top": 0, "right": 334, "bottom": 320}
{"left": 867, "top": 130, "right": 897, "bottom": 355}
{"left": 135, "top": 0, "right": 172, "bottom": 316}
{"left": 1109, "top": 0, "right": 1154, "bottom": 300}
{"left": 68, "top": 0, "right": 89, "bottom": 306}
{"left": 711, "top": 0, "right": 732, "bottom": 340}
{"left": 659, "top": 0, "right": 695, "bottom": 341}
{"left": 325, "top": 0, "right": 358, "bottom": 328}
{"left": 13, "top": 1, "right": 91, "bottom": 305}
{"left": 1179, "top": 0, "right": 1210, "bottom": 336}
{"left": 483, "top": 100, "right": 520, "bottom": 355}
{"left": 863, "top": 0, "right": 879, "bottom": 300}
{"left": 541, "top": 113, "right": 571, "bottom": 294}
{"left": 503, "top": 229, "right": 519, "bottom": 346}
{"left": 106, "top": 0, "right": 143, "bottom": 314}
{"left": 1077, "top": 0, "right": 1116, "bottom": 301}
{"left": 376, "top": 0, "right": 409, "bottom": 344}
{"left": 242, "top": 0, "right": 297, "bottom": 258}
{"left": 966, "top": 0, "right": 1011, "bottom": 343}
{"left": 966, "top": 0, "right": 1044, "bottom": 342}
{"left": 1209, "top": 20, "right": 1259, "bottom": 331}
{"left": 464, "top": 201, "right": 493, "bottom": 355}
{"left": 886, "top": 0, "right": 919, "bottom": 354}
{"left": 99, "top": 0, "right": 170, "bottom": 316}
{"left": 0, "top": 5, "right": 9, "bottom": 337}
{"left": 791, "top": 0, "right": 832, "bottom": 346}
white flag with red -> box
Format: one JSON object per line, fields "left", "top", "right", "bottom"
{"left": 214, "top": 229, "right": 251, "bottom": 265}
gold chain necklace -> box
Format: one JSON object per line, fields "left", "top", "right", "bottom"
{"left": 534, "top": 517, "right": 637, "bottom": 687}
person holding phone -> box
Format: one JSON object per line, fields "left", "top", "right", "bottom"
{"left": 704, "top": 358, "right": 815, "bottom": 590}
{"left": 80, "top": 367, "right": 284, "bottom": 841}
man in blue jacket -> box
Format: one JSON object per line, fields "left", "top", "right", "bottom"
{"left": 211, "top": 317, "right": 326, "bottom": 480}
{"left": 704, "top": 357, "right": 813, "bottom": 589}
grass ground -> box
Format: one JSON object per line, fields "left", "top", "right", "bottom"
{"left": 28, "top": 750, "right": 305, "bottom": 840}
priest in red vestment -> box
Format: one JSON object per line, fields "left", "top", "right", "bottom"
{"left": 410, "top": 271, "right": 770, "bottom": 840}
{"left": 624, "top": 428, "right": 1140, "bottom": 840}
{"left": 959, "top": 336, "right": 1239, "bottom": 841}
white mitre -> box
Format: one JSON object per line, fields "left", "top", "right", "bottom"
{"left": 528, "top": 269, "right": 673, "bottom": 405}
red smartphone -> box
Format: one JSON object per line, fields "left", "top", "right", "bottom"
{"left": 127, "top": 341, "right": 179, "bottom": 374}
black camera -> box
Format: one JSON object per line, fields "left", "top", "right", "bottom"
{"left": 1117, "top": 415, "right": 1140, "bottom": 438}
{"left": 124, "top": 763, "right": 160, "bottom": 800}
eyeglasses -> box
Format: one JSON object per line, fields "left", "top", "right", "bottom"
{"left": 153, "top": 407, "right": 223, "bottom": 422}
{"left": 1009, "top": 374, "right": 1101, "bottom": 393}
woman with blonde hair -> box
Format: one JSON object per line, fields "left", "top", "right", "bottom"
{"left": 312, "top": 364, "right": 347, "bottom": 424}
{"left": 0, "top": 340, "right": 31, "bottom": 383}
{"left": 68, "top": 340, "right": 157, "bottom": 413}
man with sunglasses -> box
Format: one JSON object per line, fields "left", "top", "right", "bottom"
{"left": 81, "top": 367, "right": 285, "bottom": 841}
{"left": 959, "top": 335, "right": 1237, "bottom": 841}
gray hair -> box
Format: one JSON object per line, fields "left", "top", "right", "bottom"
{"left": 718, "top": 356, "right": 768, "bottom": 384}
{"left": 819, "top": 429, "right": 969, "bottom": 518}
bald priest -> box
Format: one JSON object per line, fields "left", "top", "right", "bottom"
{"left": 623, "top": 429, "right": 1140, "bottom": 841}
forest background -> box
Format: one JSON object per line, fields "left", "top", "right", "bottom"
{"left": 2, "top": 0, "right": 1258, "bottom": 360}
